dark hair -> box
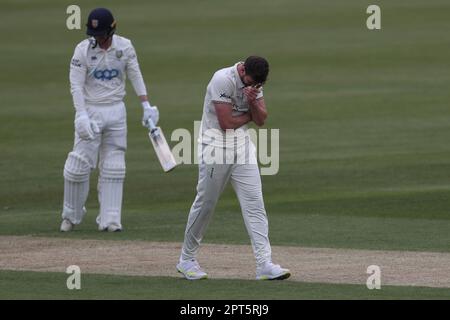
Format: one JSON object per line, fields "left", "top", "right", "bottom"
{"left": 244, "top": 56, "right": 269, "bottom": 84}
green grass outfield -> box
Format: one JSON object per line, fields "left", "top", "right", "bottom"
{"left": 1, "top": 0, "right": 449, "bottom": 299}
{"left": 2, "top": 270, "right": 450, "bottom": 300}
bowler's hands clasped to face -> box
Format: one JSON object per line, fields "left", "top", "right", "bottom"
{"left": 243, "top": 85, "right": 261, "bottom": 104}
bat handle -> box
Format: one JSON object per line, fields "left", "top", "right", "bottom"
{"left": 147, "top": 118, "right": 156, "bottom": 130}
{"left": 146, "top": 119, "right": 160, "bottom": 138}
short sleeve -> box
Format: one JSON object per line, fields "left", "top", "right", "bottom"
{"left": 210, "top": 73, "right": 233, "bottom": 104}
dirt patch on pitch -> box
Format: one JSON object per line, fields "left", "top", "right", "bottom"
{"left": 1, "top": 235, "right": 449, "bottom": 288}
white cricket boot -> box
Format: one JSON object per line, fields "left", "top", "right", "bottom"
{"left": 256, "top": 261, "right": 291, "bottom": 280}
{"left": 107, "top": 224, "right": 122, "bottom": 232}
{"left": 60, "top": 219, "right": 74, "bottom": 232}
{"left": 176, "top": 259, "right": 208, "bottom": 280}
{"left": 97, "top": 223, "right": 122, "bottom": 232}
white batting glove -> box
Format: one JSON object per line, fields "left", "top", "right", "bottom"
{"left": 141, "top": 101, "right": 159, "bottom": 127}
{"left": 74, "top": 110, "right": 99, "bottom": 140}
{"left": 90, "top": 120, "right": 100, "bottom": 135}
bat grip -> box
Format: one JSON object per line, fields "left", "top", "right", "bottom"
{"left": 146, "top": 118, "right": 160, "bottom": 138}
{"left": 147, "top": 118, "right": 156, "bottom": 130}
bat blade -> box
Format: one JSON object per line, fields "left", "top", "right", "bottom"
{"left": 148, "top": 127, "right": 178, "bottom": 172}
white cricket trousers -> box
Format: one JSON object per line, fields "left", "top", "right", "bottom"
{"left": 181, "top": 149, "right": 272, "bottom": 267}
{"left": 61, "top": 102, "right": 127, "bottom": 229}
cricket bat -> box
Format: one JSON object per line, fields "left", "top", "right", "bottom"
{"left": 146, "top": 119, "right": 178, "bottom": 172}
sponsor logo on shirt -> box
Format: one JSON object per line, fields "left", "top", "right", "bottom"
{"left": 93, "top": 69, "right": 119, "bottom": 81}
{"left": 220, "top": 93, "right": 232, "bottom": 99}
{"left": 71, "top": 58, "right": 82, "bottom": 67}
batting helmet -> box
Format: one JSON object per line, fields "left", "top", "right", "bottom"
{"left": 86, "top": 8, "right": 116, "bottom": 37}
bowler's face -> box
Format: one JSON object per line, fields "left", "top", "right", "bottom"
{"left": 238, "top": 64, "right": 264, "bottom": 87}
{"left": 242, "top": 74, "right": 263, "bottom": 87}
{"left": 242, "top": 74, "right": 255, "bottom": 86}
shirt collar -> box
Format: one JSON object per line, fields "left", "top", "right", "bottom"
{"left": 234, "top": 62, "right": 245, "bottom": 89}
{"left": 90, "top": 35, "right": 116, "bottom": 52}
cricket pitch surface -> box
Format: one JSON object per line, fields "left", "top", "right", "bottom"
{"left": 1, "top": 236, "right": 449, "bottom": 288}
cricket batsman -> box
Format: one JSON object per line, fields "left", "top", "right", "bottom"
{"left": 60, "top": 8, "right": 159, "bottom": 232}
{"left": 177, "top": 56, "right": 291, "bottom": 280}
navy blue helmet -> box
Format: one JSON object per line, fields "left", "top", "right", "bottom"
{"left": 86, "top": 8, "right": 116, "bottom": 37}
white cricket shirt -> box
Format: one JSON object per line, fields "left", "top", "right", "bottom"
{"left": 200, "top": 62, "right": 263, "bottom": 149}
{"left": 69, "top": 34, "right": 147, "bottom": 110}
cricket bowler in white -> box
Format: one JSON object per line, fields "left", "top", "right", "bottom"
{"left": 177, "top": 56, "right": 290, "bottom": 280}
{"left": 60, "top": 8, "right": 159, "bottom": 232}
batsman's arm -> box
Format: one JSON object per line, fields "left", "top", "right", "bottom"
{"left": 126, "top": 42, "right": 148, "bottom": 98}
{"left": 214, "top": 102, "right": 252, "bottom": 130}
{"left": 139, "top": 95, "right": 149, "bottom": 103}
{"left": 69, "top": 45, "right": 88, "bottom": 112}
{"left": 69, "top": 45, "right": 99, "bottom": 140}
{"left": 125, "top": 43, "right": 160, "bottom": 126}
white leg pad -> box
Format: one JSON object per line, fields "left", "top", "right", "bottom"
{"left": 97, "top": 151, "right": 125, "bottom": 230}
{"left": 62, "top": 152, "right": 91, "bottom": 224}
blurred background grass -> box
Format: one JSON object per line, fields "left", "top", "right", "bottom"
{"left": 0, "top": 0, "right": 449, "bottom": 251}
